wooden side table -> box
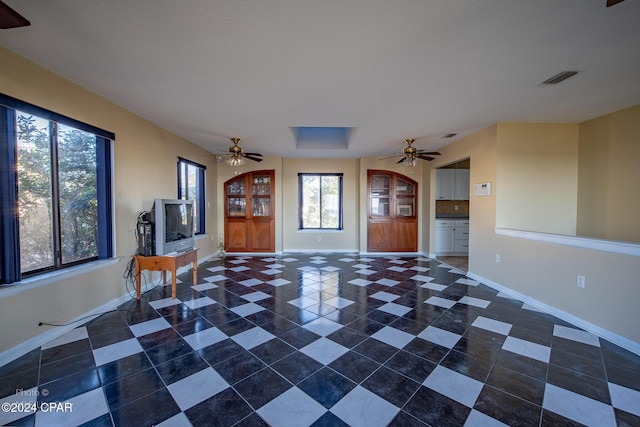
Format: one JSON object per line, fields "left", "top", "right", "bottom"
{"left": 133, "top": 248, "right": 198, "bottom": 299}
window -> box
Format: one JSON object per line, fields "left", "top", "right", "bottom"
{"left": 0, "top": 94, "right": 114, "bottom": 283}
{"left": 177, "top": 157, "right": 206, "bottom": 234}
{"left": 298, "top": 173, "right": 343, "bottom": 230}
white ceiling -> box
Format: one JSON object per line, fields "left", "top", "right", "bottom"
{"left": 1, "top": 0, "right": 639, "bottom": 158}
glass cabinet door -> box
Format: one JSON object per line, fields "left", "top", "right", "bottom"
{"left": 370, "top": 174, "right": 391, "bottom": 217}
{"left": 252, "top": 197, "right": 271, "bottom": 216}
{"left": 396, "top": 178, "right": 415, "bottom": 217}
{"left": 252, "top": 175, "right": 271, "bottom": 196}
{"left": 227, "top": 197, "right": 246, "bottom": 217}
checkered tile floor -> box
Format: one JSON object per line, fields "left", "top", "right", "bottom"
{"left": 2, "top": 254, "right": 639, "bottom": 426}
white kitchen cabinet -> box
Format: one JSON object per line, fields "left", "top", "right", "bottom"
{"left": 436, "top": 219, "right": 469, "bottom": 254}
{"left": 436, "top": 169, "right": 469, "bottom": 200}
{"left": 436, "top": 169, "right": 456, "bottom": 200}
{"left": 454, "top": 169, "right": 470, "bottom": 200}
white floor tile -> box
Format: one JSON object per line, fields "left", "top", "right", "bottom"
{"left": 230, "top": 266, "right": 250, "bottom": 272}
{"left": 375, "top": 278, "right": 400, "bottom": 287}
{"left": 348, "top": 278, "right": 372, "bottom": 287}
{"left": 387, "top": 266, "right": 408, "bottom": 272}
{"left": 92, "top": 338, "right": 143, "bottom": 366}
{"left": 424, "top": 296, "right": 457, "bottom": 309}
{"left": 35, "top": 387, "right": 107, "bottom": 427}
{"left": 231, "top": 327, "right": 276, "bottom": 350}
{"left": 355, "top": 269, "right": 377, "bottom": 275}
{"left": 324, "top": 296, "right": 354, "bottom": 309}
{"left": 458, "top": 296, "right": 491, "bottom": 308}
{"left": 129, "top": 317, "right": 171, "bottom": 337}
{"left": 351, "top": 264, "right": 371, "bottom": 269}
{"left": 183, "top": 327, "right": 227, "bottom": 350}
{"left": 168, "top": 367, "right": 229, "bottom": 411}
{"left": 239, "top": 278, "right": 263, "bottom": 287}
{"left": 302, "top": 318, "right": 343, "bottom": 336}
{"left": 609, "top": 382, "right": 640, "bottom": 417}
{"left": 155, "top": 412, "right": 193, "bottom": 427}
{"left": 300, "top": 337, "right": 349, "bottom": 365}
{"left": 417, "top": 326, "right": 462, "bottom": 349}
{"left": 410, "top": 266, "right": 430, "bottom": 272}
{"left": 502, "top": 336, "right": 550, "bottom": 363}
{"left": 267, "top": 278, "right": 291, "bottom": 286}
{"left": 423, "top": 365, "right": 483, "bottom": 407}
{"left": 377, "top": 302, "right": 412, "bottom": 317}
{"left": 420, "top": 282, "right": 448, "bottom": 292}
{"left": 231, "top": 303, "right": 266, "bottom": 317}
{"left": 543, "top": 384, "right": 616, "bottom": 427}
{"left": 266, "top": 263, "right": 286, "bottom": 269}
{"left": 288, "top": 296, "right": 318, "bottom": 309}
{"left": 464, "top": 409, "right": 510, "bottom": 427}
{"left": 206, "top": 266, "right": 226, "bottom": 272}
{"left": 257, "top": 387, "right": 326, "bottom": 427}
{"left": 471, "top": 316, "right": 512, "bottom": 335}
{"left": 553, "top": 325, "right": 600, "bottom": 347}
{"left": 0, "top": 387, "right": 38, "bottom": 426}
{"left": 182, "top": 296, "right": 217, "bottom": 310}
{"left": 261, "top": 269, "right": 282, "bottom": 275}
{"left": 411, "top": 274, "right": 434, "bottom": 282}
{"left": 371, "top": 326, "right": 414, "bottom": 349}
{"left": 149, "top": 297, "right": 182, "bottom": 309}
{"left": 192, "top": 282, "right": 219, "bottom": 291}
{"left": 41, "top": 326, "right": 88, "bottom": 350}
{"left": 242, "top": 291, "right": 271, "bottom": 302}
{"left": 370, "top": 291, "right": 400, "bottom": 302}
{"left": 331, "top": 386, "right": 399, "bottom": 427}
{"left": 203, "top": 274, "right": 227, "bottom": 282}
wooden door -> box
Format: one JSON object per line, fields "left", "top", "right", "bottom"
{"left": 224, "top": 170, "right": 275, "bottom": 252}
{"left": 367, "top": 170, "right": 418, "bottom": 252}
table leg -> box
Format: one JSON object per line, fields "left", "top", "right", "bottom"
{"left": 171, "top": 267, "right": 177, "bottom": 299}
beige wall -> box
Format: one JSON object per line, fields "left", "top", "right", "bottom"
{"left": 428, "top": 122, "right": 640, "bottom": 344}
{"left": 577, "top": 104, "right": 640, "bottom": 242}
{"left": 0, "top": 48, "right": 219, "bottom": 353}
{"left": 496, "top": 123, "right": 579, "bottom": 235}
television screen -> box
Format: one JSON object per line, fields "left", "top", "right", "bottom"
{"left": 164, "top": 203, "right": 194, "bottom": 243}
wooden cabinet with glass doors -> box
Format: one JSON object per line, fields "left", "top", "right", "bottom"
{"left": 224, "top": 170, "right": 275, "bottom": 252}
{"left": 367, "top": 170, "right": 418, "bottom": 252}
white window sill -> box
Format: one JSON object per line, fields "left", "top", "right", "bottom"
{"left": 0, "top": 258, "right": 121, "bottom": 299}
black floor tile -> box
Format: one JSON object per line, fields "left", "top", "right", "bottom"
{"left": 298, "top": 367, "right": 356, "bottom": 409}
{"left": 2, "top": 254, "right": 639, "bottom": 427}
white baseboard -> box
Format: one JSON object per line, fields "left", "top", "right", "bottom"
{"left": 466, "top": 271, "right": 640, "bottom": 356}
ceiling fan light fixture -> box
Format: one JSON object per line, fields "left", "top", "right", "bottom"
{"left": 402, "top": 155, "right": 417, "bottom": 167}
{"left": 226, "top": 155, "right": 245, "bottom": 167}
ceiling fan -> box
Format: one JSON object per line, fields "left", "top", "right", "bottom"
{"left": 225, "top": 138, "right": 263, "bottom": 166}
{"left": 380, "top": 138, "right": 441, "bottom": 167}
{"left": 0, "top": 0, "right": 30, "bottom": 29}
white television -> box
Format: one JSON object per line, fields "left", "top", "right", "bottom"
{"left": 151, "top": 198, "right": 195, "bottom": 255}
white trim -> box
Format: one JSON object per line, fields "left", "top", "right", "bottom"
{"left": 0, "top": 258, "right": 121, "bottom": 299}
{"left": 467, "top": 271, "right": 640, "bottom": 356}
{"left": 495, "top": 228, "right": 640, "bottom": 257}
{"left": 359, "top": 251, "right": 422, "bottom": 257}
{"left": 282, "top": 249, "right": 357, "bottom": 254}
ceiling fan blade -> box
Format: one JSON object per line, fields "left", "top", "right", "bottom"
{"left": 396, "top": 157, "right": 406, "bottom": 164}
{"left": 0, "top": 0, "right": 30, "bottom": 29}
{"left": 606, "top": 0, "right": 625, "bottom": 6}
{"left": 379, "top": 155, "right": 402, "bottom": 160}
{"left": 243, "top": 152, "right": 263, "bottom": 157}
{"left": 415, "top": 151, "right": 441, "bottom": 156}
{"left": 416, "top": 155, "right": 435, "bottom": 161}
{"left": 242, "top": 154, "right": 263, "bottom": 162}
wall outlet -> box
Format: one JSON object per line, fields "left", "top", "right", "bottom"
{"left": 577, "top": 275, "right": 586, "bottom": 288}
{"left": 317, "top": 236, "right": 322, "bottom": 243}
{"left": 495, "top": 253, "right": 500, "bottom": 263}
{"left": 454, "top": 204, "right": 459, "bottom": 211}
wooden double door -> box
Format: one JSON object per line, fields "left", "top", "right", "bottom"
{"left": 224, "top": 170, "right": 275, "bottom": 252}
{"left": 367, "top": 170, "right": 418, "bottom": 252}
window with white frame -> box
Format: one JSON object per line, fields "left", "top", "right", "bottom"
{"left": 298, "top": 173, "right": 343, "bottom": 230}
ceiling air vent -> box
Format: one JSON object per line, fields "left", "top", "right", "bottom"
{"left": 541, "top": 70, "right": 580, "bottom": 85}
{"left": 442, "top": 133, "right": 457, "bottom": 139}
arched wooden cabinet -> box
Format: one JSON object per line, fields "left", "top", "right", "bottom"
{"left": 224, "top": 170, "right": 275, "bottom": 252}
{"left": 367, "top": 170, "right": 418, "bottom": 252}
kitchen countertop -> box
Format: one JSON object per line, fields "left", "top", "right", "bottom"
{"left": 435, "top": 214, "right": 469, "bottom": 219}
